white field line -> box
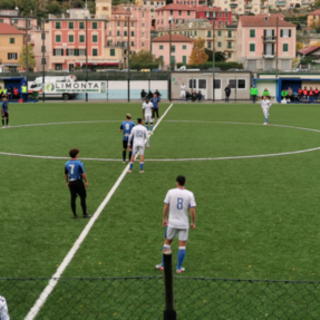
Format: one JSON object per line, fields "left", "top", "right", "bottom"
{"left": 24, "top": 103, "right": 174, "bottom": 320}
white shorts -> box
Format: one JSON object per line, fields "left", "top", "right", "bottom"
{"left": 180, "top": 91, "right": 186, "bottom": 98}
{"left": 145, "top": 114, "right": 153, "bottom": 123}
{"left": 132, "top": 145, "right": 145, "bottom": 156}
{"left": 166, "top": 227, "right": 189, "bottom": 241}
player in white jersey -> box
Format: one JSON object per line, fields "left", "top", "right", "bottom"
{"left": 180, "top": 83, "right": 187, "bottom": 103}
{"left": 128, "top": 118, "right": 150, "bottom": 173}
{"left": 156, "top": 175, "right": 196, "bottom": 273}
{"left": 0, "top": 295, "right": 10, "bottom": 320}
{"left": 261, "top": 95, "right": 272, "bottom": 125}
{"left": 142, "top": 98, "right": 154, "bottom": 133}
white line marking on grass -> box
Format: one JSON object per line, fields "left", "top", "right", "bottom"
{"left": 3, "top": 121, "right": 320, "bottom": 163}
{"left": 24, "top": 103, "right": 174, "bottom": 320}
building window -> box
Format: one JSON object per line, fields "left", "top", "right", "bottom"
{"left": 144, "top": 1, "right": 146, "bottom": 4}
{"left": 280, "top": 29, "right": 291, "bottom": 37}
{"left": 225, "top": 12, "right": 228, "bottom": 17}
{"left": 218, "top": 31, "right": 222, "bottom": 36}
{"left": 250, "top": 29, "right": 255, "bottom": 37}
{"left": 131, "top": 41, "right": 134, "bottom": 46}
{"left": 207, "top": 30, "right": 212, "bottom": 37}
{"left": 283, "top": 43, "right": 289, "bottom": 51}
{"left": 92, "top": 48, "right": 98, "bottom": 56}
{"left": 131, "top": 22, "right": 134, "bottom": 27}
{"left": 69, "top": 22, "right": 74, "bottom": 29}
{"left": 55, "top": 64, "right": 63, "bottom": 70}
{"left": 159, "top": 55, "right": 164, "bottom": 62}
{"left": 69, "top": 35, "right": 74, "bottom": 43}
{"left": 124, "top": 31, "right": 127, "bottom": 36}
{"left": 117, "top": 31, "right": 121, "bottom": 36}
{"left": 182, "top": 45, "right": 187, "bottom": 49}
{"left": 79, "top": 49, "right": 86, "bottom": 56}
{"left": 179, "top": 10, "right": 182, "bottom": 15}
{"left": 53, "top": 49, "right": 64, "bottom": 56}
{"left": 219, "top": 20, "right": 222, "bottom": 26}
{"left": 171, "top": 45, "right": 175, "bottom": 52}
{"left": 66, "top": 49, "right": 75, "bottom": 56}
{"left": 238, "top": 79, "right": 246, "bottom": 89}
{"left": 110, "top": 48, "right": 115, "bottom": 56}
{"left": 92, "top": 35, "right": 98, "bottom": 43}
{"left": 124, "top": 21, "right": 127, "bottom": 27}
{"left": 55, "top": 35, "right": 61, "bottom": 43}
{"left": 79, "top": 35, "right": 85, "bottom": 43}
{"left": 151, "top": 1, "right": 154, "bottom": 4}
{"left": 159, "top": 45, "right": 164, "bottom": 49}
{"left": 170, "top": 10, "right": 173, "bottom": 14}
{"left": 7, "top": 53, "right": 18, "bottom": 60}
{"left": 92, "top": 22, "right": 98, "bottom": 29}
{"left": 228, "top": 52, "right": 232, "bottom": 58}
{"left": 227, "top": 42, "right": 232, "bottom": 49}
{"left": 131, "top": 31, "right": 134, "bottom": 36}
{"left": 182, "top": 55, "right": 187, "bottom": 63}
{"left": 79, "top": 22, "right": 84, "bottom": 29}
{"left": 55, "top": 22, "right": 61, "bottom": 29}
{"left": 10, "top": 38, "right": 15, "bottom": 44}
{"left": 228, "top": 31, "right": 232, "bottom": 38}
{"left": 151, "top": 9, "right": 154, "bottom": 12}
{"left": 117, "top": 21, "right": 120, "bottom": 27}
{"left": 208, "top": 41, "right": 212, "bottom": 48}
{"left": 187, "top": 10, "right": 190, "bottom": 16}
{"left": 218, "top": 41, "right": 222, "bottom": 47}
{"left": 250, "top": 43, "right": 255, "bottom": 52}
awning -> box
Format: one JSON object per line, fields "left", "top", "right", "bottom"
{"left": 3, "top": 63, "right": 20, "bottom": 67}
{"left": 75, "top": 62, "right": 119, "bottom": 66}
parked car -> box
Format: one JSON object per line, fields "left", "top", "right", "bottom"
{"left": 97, "top": 69, "right": 119, "bottom": 72}
{"left": 140, "top": 69, "right": 151, "bottom": 72}
{"left": 284, "top": 68, "right": 299, "bottom": 73}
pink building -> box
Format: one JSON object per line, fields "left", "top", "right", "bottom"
{"left": 237, "top": 15, "right": 296, "bottom": 70}
{"left": 151, "top": 34, "right": 194, "bottom": 66}
{"left": 155, "top": 3, "right": 231, "bottom": 30}
{"left": 48, "top": 10, "right": 107, "bottom": 71}
{"left": 108, "top": 7, "right": 151, "bottom": 54}
{"left": 0, "top": 10, "right": 37, "bottom": 30}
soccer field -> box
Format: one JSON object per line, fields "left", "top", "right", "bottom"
{"left": 2, "top": 101, "right": 320, "bottom": 319}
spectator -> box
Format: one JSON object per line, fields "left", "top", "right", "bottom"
{"left": 8, "top": 87, "right": 13, "bottom": 100}
{"left": 147, "top": 90, "right": 153, "bottom": 99}
{"left": 155, "top": 89, "right": 162, "bottom": 101}
{"left": 191, "top": 91, "right": 197, "bottom": 102}
{"left": 287, "top": 87, "right": 293, "bottom": 102}
{"left": 297, "top": 88, "right": 303, "bottom": 101}
{"left": 281, "top": 88, "right": 288, "bottom": 101}
{"left": 302, "top": 86, "right": 309, "bottom": 102}
{"left": 309, "top": 87, "right": 315, "bottom": 102}
{"left": 224, "top": 85, "right": 231, "bottom": 103}
{"left": 140, "top": 89, "right": 147, "bottom": 102}
{"left": 21, "top": 82, "right": 28, "bottom": 102}
{"left": 186, "top": 90, "right": 192, "bottom": 102}
{"left": 314, "top": 87, "right": 319, "bottom": 101}
{"left": 13, "top": 87, "right": 19, "bottom": 100}
{"left": 197, "top": 90, "right": 203, "bottom": 102}
{"left": 250, "top": 85, "right": 258, "bottom": 103}
{"left": 262, "top": 88, "right": 270, "bottom": 100}
{"left": 0, "top": 86, "right": 3, "bottom": 99}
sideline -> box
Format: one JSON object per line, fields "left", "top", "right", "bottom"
{"left": 24, "top": 103, "right": 174, "bottom": 320}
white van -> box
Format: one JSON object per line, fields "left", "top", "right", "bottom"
{"left": 29, "top": 75, "right": 78, "bottom": 100}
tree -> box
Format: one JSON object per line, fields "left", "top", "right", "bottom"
{"left": 46, "top": 1, "right": 62, "bottom": 14}
{"left": 130, "top": 49, "right": 156, "bottom": 64}
{"left": 188, "top": 37, "right": 209, "bottom": 66}
{"left": 37, "top": 0, "right": 49, "bottom": 11}
{"left": 18, "top": 44, "right": 36, "bottom": 70}
{"left": 292, "top": 57, "right": 299, "bottom": 68}
{"left": 215, "top": 51, "right": 227, "bottom": 62}
{"left": 296, "top": 42, "right": 303, "bottom": 51}
{"left": 0, "top": 0, "right": 15, "bottom": 9}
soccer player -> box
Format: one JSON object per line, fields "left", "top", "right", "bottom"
{"left": 0, "top": 295, "right": 10, "bottom": 320}
{"left": 150, "top": 93, "right": 161, "bottom": 121}
{"left": 156, "top": 175, "right": 196, "bottom": 273}
{"left": 1, "top": 96, "right": 9, "bottom": 128}
{"left": 127, "top": 118, "right": 150, "bottom": 174}
{"left": 119, "top": 114, "right": 135, "bottom": 163}
{"left": 142, "top": 97, "right": 154, "bottom": 133}
{"left": 64, "top": 148, "right": 91, "bottom": 219}
{"left": 261, "top": 95, "right": 272, "bottom": 125}
{"left": 180, "top": 82, "right": 186, "bottom": 103}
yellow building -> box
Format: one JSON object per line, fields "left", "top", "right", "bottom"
{"left": 96, "top": 0, "right": 112, "bottom": 19}
{"left": 0, "top": 23, "right": 24, "bottom": 72}
{"left": 308, "top": 10, "right": 320, "bottom": 28}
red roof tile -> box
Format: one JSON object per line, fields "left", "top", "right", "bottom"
{"left": 155, "top": 3, "right": 198, "bottom": 11}
{"left": 240, "top": 16, "right": 296, "bottom": 27}
{"left": 298, "top": 46, "right": 320, "bottom": 55}
{"left": 257, "top": 13, "right": 284, "bottom": 19}
{"left": 309, "top": 10, "right": 320, "bottom": 15}
{"left": 152, "top": 34, "right": 194, "bottom": 42}
{"left": 195, "top": 5, "right": 221, "bottom": 12}
{"left": 0, "top": 23, "right": 23, "bottom": 35}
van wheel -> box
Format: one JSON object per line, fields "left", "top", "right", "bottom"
{"left": 62, "top": 94, "right": 69, "bottom": 100}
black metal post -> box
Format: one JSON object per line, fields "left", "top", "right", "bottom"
{"left": 276, "top": 17, "right": 279, "bottom": 79}
{"left": 212, "top": 14, "right": 215, "bottom": 103}
{"left": 42, "top": 18, "right": 46, "bottom": 102}
{"left": 169, "top": 18, "right": 172, "bottom": 102}
{"left": 25, "top": 16, "right": 28, "bottom": 81}
{"left": 85, "top": 16, "right": 88, "bottom": 102}
{"left": 107, "top": 73, "right": 109, "bottom": 102}
{"left": 163, "top": 248, "right": 176, "bottom": 320}
{"left": 128, "top": 15, "right": 130, "bottom": 102}
{"left": 148, "top": 72, "right": 150, "bottom": 93}
{"left": 235, "top": 76, "right": 237, "bottom": 102}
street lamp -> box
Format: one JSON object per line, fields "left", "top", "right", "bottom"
{"left": 168, "top": 16, "right": 173, "bottom": 102}
{"left": 212, "top": 12, "right": 216, "bottom": 103}
{"left": 127, "top": 14, "right": 131, "bottom": 102}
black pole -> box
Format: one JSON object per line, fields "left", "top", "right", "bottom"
{"left": 169, "top": 18, "right": 172, "bottom": 102}
{"left": 163, "top": 248, "right": 176, "bottom": 320}
{"left": 25, "top": 16, "right": 28, "bottom": 82}
{"left": 148, "top": 73, "right": 150, "bottom": 93}
{"left": 235, "top": 76, "right": 237, "bottom": 102}
{"left": 85, "top": 16, "right": 88, "bottom": 102}
{"left": 212, "top": 14, "right": 215, "bottom": 103}
{"left": 107, "top": 73, "right": 109, "bottom": 102}
{"left": 128, "top": 15, "right": 130, "bottom": 103}
{"left": 42, "top": 18, "right": 45, "bottom": 102}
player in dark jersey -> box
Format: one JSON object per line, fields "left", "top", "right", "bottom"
{"left": 150, "top": 93, "right": 161, "bottom": 120}
{"left": 64, "top": 148, "right": 91, "bottom": 219}
{"left": 119, "top": 113, "right": 135, "bottom": 163}
{"left": 1, "top": 97, "right": 9, "bottom": 128}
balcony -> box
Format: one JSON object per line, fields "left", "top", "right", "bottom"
{"left": 230, "top": 3, "right": 238, "bottom": 7}
{"left": 275, "top": 1, "right": 286, "bottom": 6}
{"left": 262, "top": 36, "right": 276, "bottom": 42}
{"left": 245, "top": 4, "right": 252, "bottom": 8}
{"left": 263, "top": 54, "right": 274, "bottom": 58}
{"left": 260, "top": 4, "right": 267, "bottom": 8}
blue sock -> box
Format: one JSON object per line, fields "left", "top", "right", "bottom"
{"left": 265, "top": 118, "right": 268, "bottom": 122}
{"left": 151, "top": 125, "right": 153, "bottom": 132}
{"left": 161, "top": 245, "right": 171, "bottom": 266}
{"left": 140, "top": 162, "right": 144, "bottom": 171}
{"left": 177, "top": 247, "right": 186, "bottom": 270}
{"left": 129, "top": 162, "right": 134, "bottom": 170}
{"left": 146, "top": 125, "right": 149, "bottom": 131}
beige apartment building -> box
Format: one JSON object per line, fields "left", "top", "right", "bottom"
{"left": 134, "top": 0, "right": 166, "bottom": 28}
{"left": 213, "top": 0, "right": 269, "bottom": 15}
{"left": 157, "top": 19, "right": 237, "bottom": 61}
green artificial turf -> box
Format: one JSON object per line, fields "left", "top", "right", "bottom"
{"left": 2, "top": 102, "right": 320, "bottom": 319}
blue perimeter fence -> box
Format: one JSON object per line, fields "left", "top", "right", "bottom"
{"left": 1, "top": 276, "right": 320, "bottom": 319}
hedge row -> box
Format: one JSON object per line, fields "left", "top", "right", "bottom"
{"left": 176, "top": 62, "right": 244, "bottom": 70}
